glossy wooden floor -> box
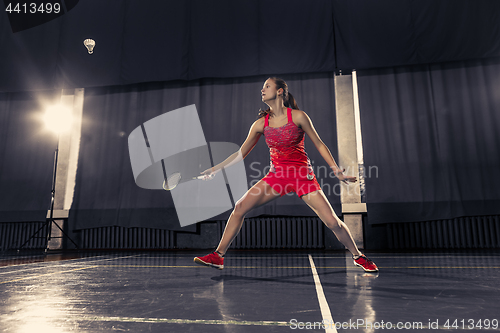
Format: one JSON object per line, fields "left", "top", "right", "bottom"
{"left": 1, "top": 250, "right": 499, "bottom": 332}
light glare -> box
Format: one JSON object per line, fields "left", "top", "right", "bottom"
{"left": 44, "top": 105, "right": 73, "bottom": 134}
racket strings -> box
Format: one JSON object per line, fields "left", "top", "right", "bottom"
{"left": 163, "top": 170, "right": 215, "bottom": 191}
{"left": 163, "top": 172, "right": 181, "bottom": 190}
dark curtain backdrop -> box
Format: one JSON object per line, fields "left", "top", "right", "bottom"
{"left": 358, "top": 57, "right": 500, "bottom": 224}
{"left": 0, "top": 90, "right": 60, "bottom": 221}
{"left": 333, "top": 0, "right": 500, "bottom": 70}
{"left": 2, "top": 0, "right": 500, "bottom": 92}
{"left": 70, "top": 73, "right": 340, "bottom": 230}
{"left": 0, "top": 0, "right": 335, "bottom": 92}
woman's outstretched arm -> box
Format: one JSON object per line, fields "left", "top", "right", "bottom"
{"left": 201, "top": 117, "right": 264, "bottom": 177}
{"left": 295, "top": 110, "right": 357, "bottom": 184}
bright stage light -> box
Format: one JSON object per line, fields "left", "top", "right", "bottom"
{"left": 43, "top": 104, "right": 73, "bottom": 134}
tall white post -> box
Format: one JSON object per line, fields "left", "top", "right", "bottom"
{"left": 334, "top": 72, "right": 366, "bottom": 249}
{"left": 47, "top": 88, "right": 84, "bottom": 250}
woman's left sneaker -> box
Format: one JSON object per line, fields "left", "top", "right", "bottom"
{"left": 194, "top": 252, "right": 224, "bottom": 270}
{"left": 353, "top": 254, "right": 379, "bottom": 272}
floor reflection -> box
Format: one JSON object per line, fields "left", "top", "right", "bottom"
{"left": 0, "top": 250, "right": 498, "bottom": 333}
{"left": 344, "top": 254, "right": 378, "bottom": 332}
{"left": 1, "top": 269, "right": 84, "bottom": 333}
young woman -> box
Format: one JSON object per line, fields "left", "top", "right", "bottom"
{"left": 194, "top": 77, "right": 378, "bottom": 272}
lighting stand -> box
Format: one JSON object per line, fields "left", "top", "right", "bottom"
{"left": 18, "top": 139, "right": 78, "bottom": 250}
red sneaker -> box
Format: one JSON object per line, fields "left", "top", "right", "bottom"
{"left": 353, "top": 254, "right": 379, "bottom": 272}
{"left": 194, "top": 252, "right": 224, "bottom": 270}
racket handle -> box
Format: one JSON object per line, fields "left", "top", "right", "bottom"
{"left": 193, "top": 174, "right": 215, "bottom": 180}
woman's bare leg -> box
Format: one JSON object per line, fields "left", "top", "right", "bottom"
{"left": 216, "top": 179, "right": 281, "bottom": 255}
{"left": 301, "top": 190, "right": 362, "bottom": 256}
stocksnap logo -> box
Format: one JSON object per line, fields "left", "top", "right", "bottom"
{"left": 128, "top": 105, "right": 247, "bottom": 227}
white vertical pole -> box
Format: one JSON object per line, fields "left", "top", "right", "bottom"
{"left": 48, "top": 88, "right": 84, "bottom": 250}
{"left": 334, "top": 73, "right": 365, "bottom": 249}
{"left": 63, "top": 88, "right": 84, "bottom": 211}
{"left": 352, "top": 70, "right": 364, "bottom": 166}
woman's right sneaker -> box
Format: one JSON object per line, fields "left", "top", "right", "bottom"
{"left": 353, "top": 254, "right": 379, "bottom": 272}
{"left": 194, "top": 252, "right": 224, "bottom": 270}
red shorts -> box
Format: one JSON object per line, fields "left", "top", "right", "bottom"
{"left": 262, "top": 168, "right": 321, "bottom": 198}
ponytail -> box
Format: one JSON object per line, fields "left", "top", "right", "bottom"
{"left": 285, "top": 92, "right": 299, "bottom": 110}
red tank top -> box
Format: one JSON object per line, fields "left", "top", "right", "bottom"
{"left": 264, "top": 108, "right": 313, "bottom": 174}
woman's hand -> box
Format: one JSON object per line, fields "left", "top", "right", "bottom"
{"left": 199, "top": 167, "right": 217, "bottom": 181}
{"left": 335, "top": 169, "right": 357, "bottom": 184}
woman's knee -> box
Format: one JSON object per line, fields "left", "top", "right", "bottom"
{"left": 233, "top": 199, "right": 249, "bottom": 218}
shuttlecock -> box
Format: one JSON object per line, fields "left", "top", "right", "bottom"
{"left": 83, "top": 39, "right": 95, "bottom": 54}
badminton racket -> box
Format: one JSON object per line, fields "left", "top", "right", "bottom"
{"left": 162, "top": 172, "right": 215, "bottom": 191}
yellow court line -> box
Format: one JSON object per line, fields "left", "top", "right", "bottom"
{"left": 89, "top": 316, "right": 290, "bottom": 326}
{"left": 79, "top": 316, "right": 500, "bottom": 331}
{"left": 92, "top": 265, "right": 500, "bottom": 269}
{"left": 0, "top": 266, "right": 98, "bottom": 284}
{"left": 2, "top": 265, "right": 496, "bottom": 283}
